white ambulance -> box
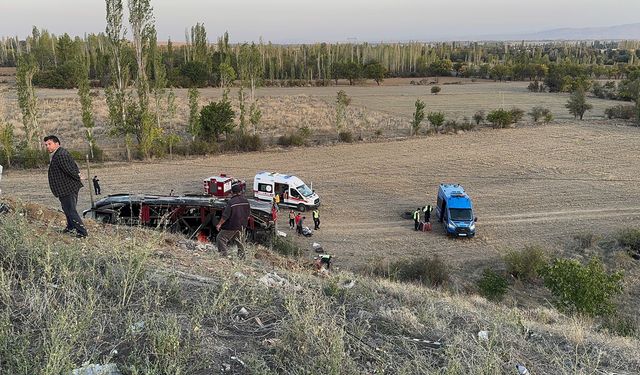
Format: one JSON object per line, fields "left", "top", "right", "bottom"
{"left": 253, "top": 172, "right": 320, "bottom": 212}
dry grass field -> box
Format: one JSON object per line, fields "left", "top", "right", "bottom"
{"left": 0, "top": 76, "right": 625, "bottom": 152}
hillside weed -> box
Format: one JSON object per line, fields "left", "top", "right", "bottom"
{"left": 477, "top": 269, "right": 508, "bottom": 301}
{"left": 616, "top": 228, "right": 640, "bottom": 252}
{"left": 541, "top": 257, "right": 623, "bottom": 317}
{"left": 370, "top": 255, "right": 450, "bottom": 287}
{"left": 504, "top": 245, "right": 547, "bottom": 281}
{"left": 270, "top": 235, "right": 303, "bottom": 257}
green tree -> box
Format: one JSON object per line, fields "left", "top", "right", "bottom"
{"left": 411, "top": 99, "right": 425, "bottom": 136}
{"left": 364, "top": 62, "right": 386, "bottom": 85}
{"left": 165, "top": 89, "right": 178, "bottom": 159}
{"left": 566, "top": 89, "right": 592, "bottom": 120}
{"left": 0, "top": 122, "right": 14, "bottom": 168}
{"left": 199, "top": 99, "right": 235, "bottom": 141}
{"left": 343, "top": 61, "right": 363, "bottom": 85}
{"left": 249, "top": 100, "right": 262, "bottom": 135}
{"left": 335, "top": 90, "right": 351, "bottom": 134}
{"left": 187, "top": 87, "right": 200, "bottom": 141}
{"left": 16, "top": 55, "right": 40, "bottom": 149}
{"left": 105, "top": 0, "right": 131, "bottom": 161}
{"left": 238, "top": 43, "right": 263, "bottom": 104}
{"left": 541, "top": 257, "right": 623, "bottom": 317}
{"left": 77, "top": 60, "right": 96, "bottom": 158}
{"left": 238, "top": 86, "right": 246, "bottom": 133}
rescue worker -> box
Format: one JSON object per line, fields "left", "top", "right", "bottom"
{"left": 312, "top": 208, "right": 320, "bottom": 230}
{"left": 274, "top": 193, "right": 280, "bottom": 206}
{"left": 423, "top": 204, "right": 432, "bottom": 223}
{"left": 288, "top": 210, "right": 296, "bottom": 229}
{"left": 413, "top": 208, "right": 421, "bottom": 231}
{"left": 215, "top": 184, "right": 250, "bottom": 259}
{"left": 92, "top": 175, "right": 101, "bottom": 195}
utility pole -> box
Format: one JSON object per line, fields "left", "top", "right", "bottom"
{"left": 86, "top": 155, "right": 94, "bottom": 208}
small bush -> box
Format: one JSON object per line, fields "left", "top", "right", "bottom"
{"left": 541, "top": 257, "right": 623, "bottom": 317}
{"left": 374, "top": 129, "right": 383, "bottom": 137}
{"left": 13, "top": 148, "right": 50, "bottom": 169}
{"left": 528, "top": 106, "right": 552, "bottom": 123}
{"left": 605, "top": 105, "right": 636, "bottom": 120}
{"left": 223, "top": 132, "right": 263, "bottom": 152}
{"left": 278, "top": 134, "right": 305, "bottom": 147}
{"left": 486, "top": 109, "right": 513, "bottom": 128}
{"left": 427, "top": 112, "right": 446, "bottom": 128}
{"left": 509, "top": 107, "right": 525, "bottom": 123}
{"left": 617, "top": 228, "right": 640, "bottom": 252}
{"left": 270, "top": 235, "right": 303, "bottom": 257}
{"left": 602, "top": 313, "right": 639, "bottom": 338}
{"left": 477, "top": 269, "right": 508, "bottom": 301}
{"left": 430, "top": 85, "right": 441, "bottom": 95}
{"left": 338, "top": 131, "right": 353, "bottom": 143}
{"left": 572, "top": 232, "right": 598, "bottom": 251}
{"left": 370, "top": 255, "right": 449, "bottom": 287}
{"left": 189, "top": 140, "right": 218, "bottom": 155}
{"left": 527, "top": 80, "right": 545, "bottom": 92}
{"left": 472, "top": 110, "right": 485, "bottom": 125}
{"left": 504, "top": 245, "right": 547, "bottom": 281}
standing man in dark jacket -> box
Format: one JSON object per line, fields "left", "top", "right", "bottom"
{"left": 44, "top": 135, "right": 88, "bottom": 238}
{"left": 215, "top": 184, "right": 250, "bottom": 258}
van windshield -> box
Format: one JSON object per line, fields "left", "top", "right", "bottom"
{"left": 297, "top": 184, "right": 313, "bottom": 197}
{"left": 449, "top": 208, "right": 473, "bottom": 221}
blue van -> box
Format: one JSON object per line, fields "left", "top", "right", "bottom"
{"left": 436, "top": 184, "right": 476, "bottom": 237}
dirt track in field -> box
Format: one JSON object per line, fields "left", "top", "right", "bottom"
{"left": 4, "top": 120, "right": 640, "bottom": 279}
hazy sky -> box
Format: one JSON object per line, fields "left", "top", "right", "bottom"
{"left": 2, "top": 0, "right": 640, "bottom": 43}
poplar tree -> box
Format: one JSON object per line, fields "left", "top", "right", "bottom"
{"left": 0, "top": 89, "right": 14, "bottom": 167}
{"left": 16, "top": 55, "right": 39, "bottom": 149}
{"left": 411, "top": 99, "right": 426, "bottom": 136}
{"left": 77, "top": 59, "right": 96, "bottom": 158}
{"left": 105, "top": 0, "right": 132, "bottom": 161}
{"left": 188, "top": 87, "right": 200, "bottom": 141}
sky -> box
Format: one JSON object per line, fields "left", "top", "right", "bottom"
{"left": 2, "top": 0, "right": 640, "bottom": 43}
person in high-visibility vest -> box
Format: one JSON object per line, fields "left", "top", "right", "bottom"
{"left": 413, "top": 208, "right": 421, "bottom": 231}
{"left": 274, "top": 193, "right": 280, "bottom": 206}
{"left": 423, "top": 204, "right": 432, "bottom": 223}
{"left": 312, "top": 208, "right": 320, "bottom": 230}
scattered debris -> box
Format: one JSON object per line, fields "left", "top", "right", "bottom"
{"left": 477, "top": 330, "right": 489, "bottom": 341}
{"left": 262, "top": 338, "right": 280, "bottom": 347}
{"left": 71, "top": 363, "right": 121, "bottom": 375}
{"left": 231, "top": 356, "right": 246, "bottom": 367}
{"left": 237, "top": 307, "right": 249, "bottom": 318}
{"left": 402, "top": 336, "right": 443, "bottom": 349}
{"left": 130, "top": 321, "right": 145, "bottom": 334}
{"left": 312, "top": 242, "right": 323, "bottom": 253}
{"left": 515, "top": 364, "right": 530, "bottom": 375}
{"left": 258, "top": 272, "right": 301, "bottom": 290}
{"left": 234, "top": 271, "right": 247, "bottom": 279}
{"left": 276, "top": 230, "right": 287, "bottom": 237}
{"left": 339, "top": 279, "right": 356, "bottom": 289}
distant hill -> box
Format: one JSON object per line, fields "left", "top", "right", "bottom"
{"left": 477, "top": 22, "right": 640, "bottom": 41}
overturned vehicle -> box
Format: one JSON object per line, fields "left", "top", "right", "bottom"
{"left": 83, "top": 194, "right": 275, "bottom": 242}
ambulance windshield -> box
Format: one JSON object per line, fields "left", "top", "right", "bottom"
{"left": 297, "top": 184, "right": 313, "bottom": 197}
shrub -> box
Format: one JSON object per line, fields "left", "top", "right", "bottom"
{"left": 223, "top": 132, "right": 263, "bottom": 152}
{"left": 278, "top": 133, "right": 306, "bottom": 147}
{"left": 602, "top": 313, "right": 639, "bottom": 338}
{"left": 370, "top": 255, "right": 449, "bottom": 287}
{"left": 604, "top": 105, "right": 636, "bottom": 120}
{"left": 477, "top": 269, "right": 508, "bottom": 301}
{"left": 540, "top": 257, "right": 623, "bottom": 317}
{"left": 270, "top": 235, "right": 303, "bottom": 257}
{"left": 189, "top": 140, "right": 218, "bottom": 155}
{"left": 486, "top": 109, "right": 513, "bottom": 128}
{"left": 617, "top": 228, "right": 640, "bottom": 252}
{"left": 430, "top": 85, "right": 441, "bottom": 95}
{"left": 504, "top": 245, "right": 547, "bottom": 281}
{"left": 374, "top": 129, "right": 383, "bottom": 137}
{"left": 528, "top": 106, "right": 552, "bottom": 123}
{"left": 527, "top": 80, "right": 545, "bottom": 92}
{"left": 13, "top": 148, "right": 49, "bottom": 169}
{"left": 338, "top": 131, "right": 353, "bottom": 143}
{"left": 427, "top": 111, "right": 445, "bottom": 128}
{"left": 472, "top": 110, "right": 485, "bottom": 125}
{"left": 509, "top": 107, "right": 525, "bottom": 123}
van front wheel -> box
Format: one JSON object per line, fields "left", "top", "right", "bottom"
{"left": 297, "top": 203, "right": 306, "bottom": 212}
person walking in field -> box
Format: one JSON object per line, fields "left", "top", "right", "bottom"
{"left": 413, "top": 207, "right": 421, "bottom": 231}
{"left": 92, "top": 175, "right": 101, "bottom": 195}
{"left": 312, "top": 208, "right": 320, "bottom": 230}
{"left": 44, "top": 135, "right": 88, "bottom": 238}
{"left": 215, "top": 184, "right": 250, "bottom": 259}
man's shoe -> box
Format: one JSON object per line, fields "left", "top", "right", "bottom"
{"left": 75, "top": 232, "right": 87, "bottom": 238}
{"left": 62, "top": 228, "right": 73, "bottom": 234}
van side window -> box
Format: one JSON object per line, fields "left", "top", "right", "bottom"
{"left": 258, "top": 183, "right": 272, "bottom": 193}
{"left": 291, "top": 189, "right": 302, "bottom": 199}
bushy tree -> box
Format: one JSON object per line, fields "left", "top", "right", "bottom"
{"left": 364, "top": 62, "right": 386, "bottom": 85}
{"left": 541, "top": 257, "right": 623, "bottom": 317}
{"left": 187, "top": 87, "right": 200, "bottom": 141}
{"left": 411, "top": 99, "right": 425, "bottom": 136}
{"left": 528, "top": 106, "right": 551, "bottom": 123}
{"left": 16, "top": 55, "right": 40, "bottom": 149}
{"left": 199, "top": 99, "right": 235, "bottom": 141}
{"left": 486, "top": 109, "right": 513, "bottom": 128}
{"left": 566, "top": 89, "right": 592, "bottom": 120}
{"left": 335, "top": 90, "right": 351, "bottom": 134}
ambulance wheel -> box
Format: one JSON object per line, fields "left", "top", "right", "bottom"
{"left": 297, "top": 203, "right": 306, "bottom": 212}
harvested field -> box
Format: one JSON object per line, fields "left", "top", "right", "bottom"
{"left": 4, "top": 120, "right": 640, "bottom": 289}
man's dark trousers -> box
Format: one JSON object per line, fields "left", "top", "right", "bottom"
{"left": 59, "top": 193, "right": 87, "bottom": 235}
